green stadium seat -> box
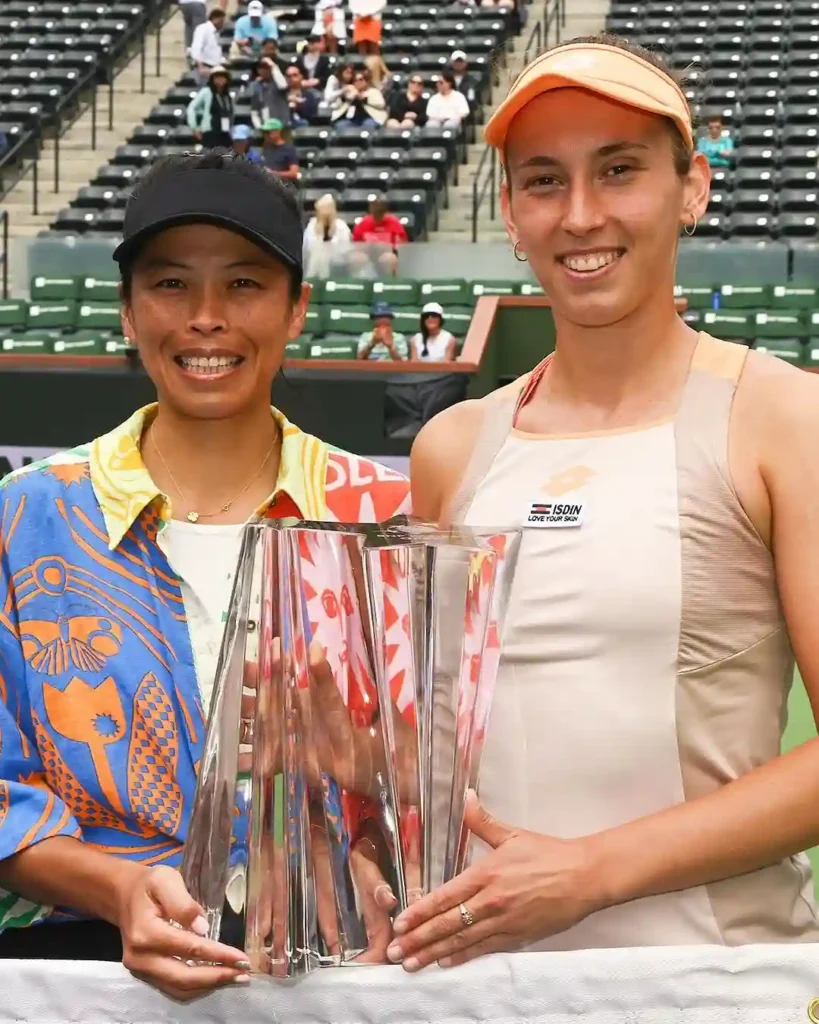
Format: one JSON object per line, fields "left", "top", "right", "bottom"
{"left": 27, "top": 301, "right": 77, "bottom": 330}
{"left": 753, "top": 339, "right": 804, "bottom": 364}
{"left": 674, "top": 285, "right": 715, "bottom": 309}
{"left": 81, "top": 277, "right": 120, "bottom": 302}
{"left": 306, "top": 280, "right": 325, "bottom": 303}
{"left": 322, "top": 279, "right": 373, "bottom": 306}
{"left": 324, "top": 306, "right": 371, "bottom": 335}
{"left": 753, "top": 311, "right": 807, "bottom": 338}
{"left": 419, "top": 279, "right": 471, "bottom": 306}
{"left": 30, "top": 275, "right": 80, "bottom": 301}
{"left": 518, "top": 282, "right": 546, "bottom": 296}
{"left": 285, "top": 338, "right": 310, "bottom": 358}
{"left": 0, "top": 299, "right": 28, "bottom": 327}
{"left": 304, "top": 306, "right": 328, "bottom": 336}
{"left": 372, "top": 280, "right": 420, "bottom": 306}
{"left": 770, "top": 285, "right": 818, "bottom": 310}
{"left": 443, "top": 306, "right": 474, "bottom": 335}
{"left": 469, "top": 280, "right": 517, "bottom": 299}
{"left": 682, "top": 309, "right": 702, "bottom": 328}
{"left": 103, "top": 336, "right": 134, "bottom": 355}
{"left": 76, "top": 303, "right": 121, "bottom": 330}
{"left": 1, "top": 332, "right": 54, "bottom": 353}
{"left": 309, "top": 337, "right": 358, "bottom": 359}
{"left": 52, "top": 332, "right": 105, "bottom": 355}
{"left": 807, "top": 312, "right": 819, "bottom": 337}
{"left": 701, "top": 310, "right": 754, "bottom": 339}
{"left": 805, "top": 340, "right": 819, "bottom": 368}
{"left": 391, "top": 308, "right": 420, "bottom": 335}
{"left": 718, "top": 284, "right": 771, "bottom": 309}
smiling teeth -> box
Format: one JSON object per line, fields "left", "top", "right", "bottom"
{"left": 562, "top": 251, "right": 620, "bottom": 273}
{"left": 178, "top": 355, "right": 241, "bottom": 374}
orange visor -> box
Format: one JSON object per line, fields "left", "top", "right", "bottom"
{"left": 484, "top": 42, "right": 694, "bottom": 153}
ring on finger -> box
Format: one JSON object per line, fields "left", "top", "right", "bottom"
{"left": 458, "top": 902, "right": 476, "bottom": 928}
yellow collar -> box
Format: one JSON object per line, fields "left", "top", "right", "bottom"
{"left": 89, "top": 404, "right": 328, "bottom": 549}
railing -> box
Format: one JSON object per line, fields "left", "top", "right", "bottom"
{"left": 0, "top": 0, "right": 176, "bottom": 215}
{"left": 471, "top": 0, "right": 565, "bottom": 242}
{"left": 0, "top": 211, "right": 8, "bottom": 300}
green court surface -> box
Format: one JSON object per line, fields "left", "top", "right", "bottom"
{"left": 782, "top": 671, "right": 819, "bottom": 891}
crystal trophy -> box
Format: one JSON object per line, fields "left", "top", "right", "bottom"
{"left": 182, "top": 517, "right": 520, "bottom": 977}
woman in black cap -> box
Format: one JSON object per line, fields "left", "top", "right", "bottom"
{"left": 0, "top": 152, "right": 409, "bottom": 995}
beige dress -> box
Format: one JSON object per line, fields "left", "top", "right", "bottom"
{"left": 451, "top": 333, "right": 819, "bottom": 949}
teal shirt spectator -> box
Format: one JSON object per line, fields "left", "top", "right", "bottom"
{"left": 233, "top": 12, "right": 278, "bottom": 46}
{"left": 697, "top": 133, "right": 735, "bottom": 168}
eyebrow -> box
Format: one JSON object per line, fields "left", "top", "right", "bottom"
{"left": 514, "top": 141, "right": 650, "bottom": 171}
{"left": 138, "top": 258, "right": 271, "bottom": 271}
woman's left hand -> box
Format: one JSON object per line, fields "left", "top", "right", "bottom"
{"left": 385, "top": 791, "right": 603, "bottom": 971}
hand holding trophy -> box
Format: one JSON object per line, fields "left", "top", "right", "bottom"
{"left": 182, "top": 517, "right": 520, "bottom": 977}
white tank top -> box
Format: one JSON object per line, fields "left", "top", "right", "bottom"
{"left": 411, "top": 329, "right": 455, "bottom": 361}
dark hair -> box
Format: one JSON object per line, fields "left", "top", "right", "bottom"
{"left": 439, "top": 70, "right": 456, "bottom": 87}
{"left": 209, "top": 7, "right": 225, "bottom": 20}
{"left": 119, "top": 151, "right": 303, "bottom": 302}
{"left": 505, "top": 34, "right": 694, "bottom": 179}
{"left": 707, "top": 114, "right": 723, "bottom": 124}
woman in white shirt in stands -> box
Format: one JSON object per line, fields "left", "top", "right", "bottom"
{"left": 409, "top": 302, "right": 458, "bottom": 361}
{"left": 302, "top": 193, "right": 353, "bottom": 279}
{"left": 425, "top": 71, "right": 471, "bottom": 128}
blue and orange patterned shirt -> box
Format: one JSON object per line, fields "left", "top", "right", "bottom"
{"left": 0, "top": 405, "right": 409, "bottom": 931}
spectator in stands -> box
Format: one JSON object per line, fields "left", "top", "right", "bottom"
{"left": 179, "top": 0, "right": 207, "bottom": 54}
{"left": 351, "top": 197, "right": 407, "bottom": 274}
{"left": 303, "top": 193, "right": 353, "bottom": 278}
{"left": 260, "top": 118, "right": 299, "bottom": 180}
{"left": 260, "top": 37, "right": 283, "bottom": 61}
{"left": 313, "top": 0, "right": 347, "bottom": 54}
{"left": 189, "top": 7, "right": 226, "bottom": 84}
{"left": 696, "top": 115, "right": 735, "bottom": 168}
{"left": 365, "top": 52, "right": 390, "bottom": 90}
{"left": 330, "top": 67, "right": 387, "bottom": 128}
{"left": 296, "top": 32, "right": 332, "bottom": 90}
{"left": 187, "top": 66, "right": 234, "bottom": 149}
{"left": 387, "top": 74, "right": 427, "bottom": 128}
{"left": 285, "top": 66, "right": 320, "bottom": 127}
{"left": 248, "top": 56, "right": 289, "bottom": 128}
{"left": 233, "top": 0, "right": 278, "bottom": 57}
{"left": 350, "top": 0, "right": 386, "bottom": 55}
{"left": 324, "top": 61, "right": 356, "bottom": 105}
{"left": 358, "top": 301, "right": 409, "bottom": 361}
{"left": 409, "top": 302, "right": 458, "bottom": 361}
{"left": 425, "top": 70, "right": 470, "bottom": 128}
{"left": 450, "top": 50, "right": 479, "bottom": 107}
{"left": 231, "top": 123, "right": 263, "bottom": 163}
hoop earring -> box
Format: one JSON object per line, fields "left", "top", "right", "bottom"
{"left": 683, "top": 218, "right": 698, "bottom": 237}
{"left": 513, "top": 240, "right": 528, "bottom": 262}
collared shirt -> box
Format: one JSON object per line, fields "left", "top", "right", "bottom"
{"left": 190, "top": 20, "right": 224, "bottom": 66}
{"left": 0, "top": 405, "right": 409, "bottom": 932}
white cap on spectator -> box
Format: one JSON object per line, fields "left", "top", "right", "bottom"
{"left": 451, "top": 50, "right": 467, "bottom": 61}
{"left": 422, "top": 302, "right": 444, "bottom": 316}
{"left": 248, "top": 1, "right": 265, "bottom": 15}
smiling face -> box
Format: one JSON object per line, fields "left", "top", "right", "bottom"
{"left": 121, "top": 223, "right": 308, "bottom": 421}
{"left": 501, "top": 88, "right": 709, "bottom": 329}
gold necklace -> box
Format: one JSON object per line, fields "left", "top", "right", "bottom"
{"left": 151, "top": 432, "right": 279, "bottom": 523}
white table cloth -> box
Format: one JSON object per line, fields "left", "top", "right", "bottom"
{"left": 3, "top": 946, "right": 819, "bottom": 1024}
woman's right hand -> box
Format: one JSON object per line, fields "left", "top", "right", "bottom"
{"left": 116, "top": 864, "right": 252, "bottom": 1001}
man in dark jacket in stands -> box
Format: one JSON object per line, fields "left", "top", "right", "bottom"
{"left": 450, "top": 50, "right": 480, "bottom": 107}
{"left": 248, "top": 56, "right": 290, "bottom": 129}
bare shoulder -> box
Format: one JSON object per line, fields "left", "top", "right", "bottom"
{"left": 736, "top": 350, "right": 819, "bottom": 482}
{"left": 410, "top": 376, "right": 529, "bottom": 523}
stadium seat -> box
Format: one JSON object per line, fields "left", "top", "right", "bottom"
{"left": 76, "top": 303, "right": 121, "bottom": 330}
{"left": 309, "top": 338, "right": 358, "bottom": 359}
{"left": 770, "top": 285, "right": 818, "bottom": 310}
{"left": 1, "top": 332, "right": 53, "bottom": 354}
{"left": 81, "top": 277, "right": 119, "bottom": 301}
{"left": 518, "top": 282, "right": 546, "bottom": 296}
{"left": 27, "top": 300, "right": 76, "bottom": 330}
{"left": 753, "top": 338, "right": 804, "bottom": 363}
{"left": 675, "top": 285, "right": 716, "bottom": 309}
{"left": 469, "top": 281, "right": 517, "bottom": 299}
{"left": 303, "top": 306, "right": 328, "bottom": 336}
{"left": 322, "top": 280, "right": 373, "bottom": 306}
{"left": 701, "top": 310, "right": 754, "bottom": 340}
{"left": 52, "top": 332, "right": 105, "bottom": 355}
{"left": 719, "top": 284, "right": 771, "bottom": 309}
{"left": 30, "top": 275, "right": 79, "bottom": 300}
{"left": 0, "top": 299, "right": 28, "bottom": 328}
{"left": 418, "top": 279, "right": 470, "bottom": 305}
{"left": 284, "top": 339, "right": 309, "bottom": 359}
{"left": 371, "top": 280, "right": 420, "bottom": 306}
{"left": 324, "top": 306, "right": 371, "bottom": 335}
{"left": 753, "top": 311, "right": 807, "bottom": 338}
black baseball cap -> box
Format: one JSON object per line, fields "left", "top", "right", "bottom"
{"left": 112, "top": 158, "right": 303, "bottom": 274}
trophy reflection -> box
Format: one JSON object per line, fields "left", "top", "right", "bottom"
{"left": 182, "top": 517, "right": 520, "bottom": 977}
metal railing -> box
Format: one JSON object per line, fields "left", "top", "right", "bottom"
{"left": 471, "top": 0, "right": 566, "bottom": 242}
{"left": 1, "top": 212, "right": 8, "bottom": 300}
{"left": 0, "top": 0, "right": 176, "bottom": 214}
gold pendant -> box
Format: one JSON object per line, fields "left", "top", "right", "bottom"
{"left": 187, "top": 511, "right": 200, "bottom": 523}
